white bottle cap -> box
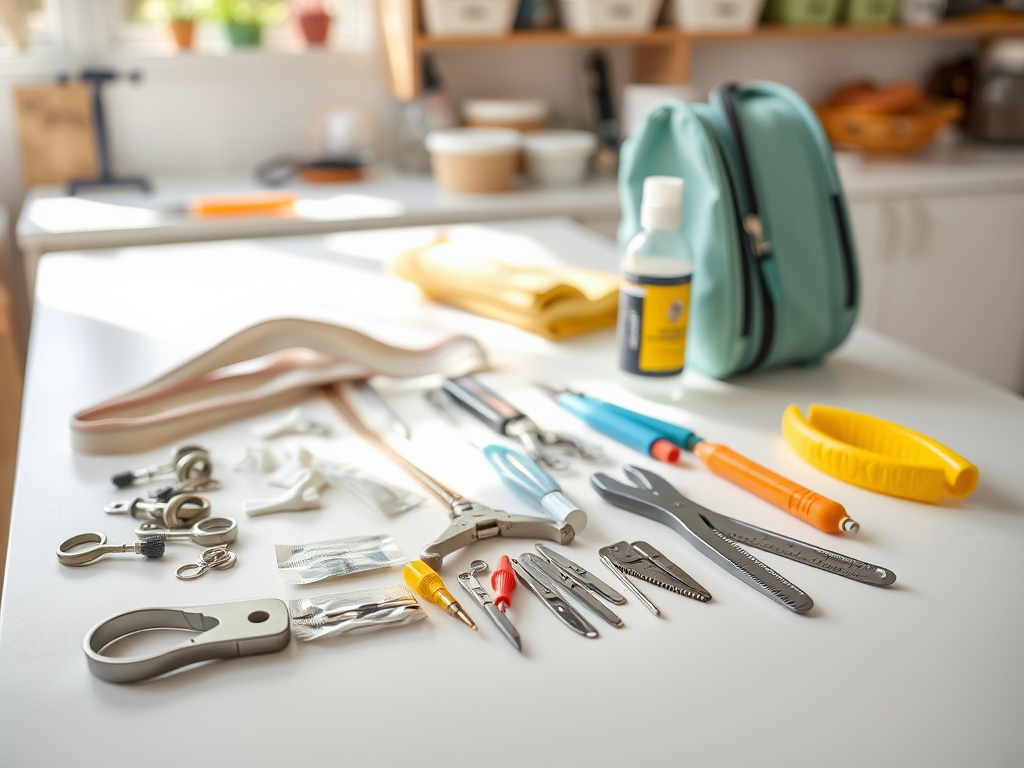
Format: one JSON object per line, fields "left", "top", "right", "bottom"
{"left": 640, "top": 176, "right": 684, "bottom": 230}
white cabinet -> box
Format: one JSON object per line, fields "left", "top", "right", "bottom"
{"left": 848, "top": 190, "right": 1024, "bottom": 392}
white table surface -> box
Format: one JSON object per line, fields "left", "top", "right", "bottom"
{"left": 2, "top": 218, "right": 1023, "bottom": 768}
{"left": 15, "top": 169, "right": 621, "bottom": 288}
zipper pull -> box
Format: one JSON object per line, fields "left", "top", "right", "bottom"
{"left": 743, "top": 213, "right": 773, "bottom": 258}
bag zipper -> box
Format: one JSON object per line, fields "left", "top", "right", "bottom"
{"left": 711, "top": 139, "right": 754, "bottom": 339}
{"left": 717, "top": 83, "right": 775, "bottom": 372}
{"left": 831, "top": 194, "right": 857, "bottom": 308}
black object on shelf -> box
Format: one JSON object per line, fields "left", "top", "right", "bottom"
{"left": 64, "top": 68, "right": 151, "bottom": 196}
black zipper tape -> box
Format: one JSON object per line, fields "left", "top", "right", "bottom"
{"left": 830, "top": 194, "right": 858, "bottom": 308}
{"left": 716, "top": 82, "right": 776, "bottom": 371}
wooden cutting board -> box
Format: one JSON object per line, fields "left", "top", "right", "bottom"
{"left": 12, "top": 82, "right": 98, "bottom": 186}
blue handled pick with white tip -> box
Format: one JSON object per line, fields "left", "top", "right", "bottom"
{"left": 426, "top": 390, "right": 588, "bottom": 535}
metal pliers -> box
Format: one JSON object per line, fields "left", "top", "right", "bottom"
{"left": 592, "top": 466, "right": 897, "bottom": 614}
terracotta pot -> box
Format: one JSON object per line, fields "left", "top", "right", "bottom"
{"left": 168, "top": 20, "right": 195, "bottom": 51}
{"left": 298, "top": 11, "right": 331, "bottom": 46}
{"left": 226, "top": 21, "right": 262, "bottom": 48}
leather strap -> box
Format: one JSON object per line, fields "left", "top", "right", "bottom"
{"left": 71, "top": 318, "right": 488, "bottom": 454}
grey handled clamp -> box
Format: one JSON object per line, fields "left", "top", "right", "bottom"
{"left": 84, "top": 598, "right": 290, "bottom": 683}
{"left": 420, "top": 499, "right": 573, "bottom": 571}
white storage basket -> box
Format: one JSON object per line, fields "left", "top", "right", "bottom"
{"left": 421, "top": 0, "right": 518, "bottom": 37}
{"left": 668, "top": 0, "right": 765, "bottom": 31}
{"left": 559, "top": 0, "right": 664, "bottom": 33}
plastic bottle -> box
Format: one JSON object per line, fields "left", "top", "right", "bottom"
{"left": 617, "top": 176, "right": 693, "bottom": 401}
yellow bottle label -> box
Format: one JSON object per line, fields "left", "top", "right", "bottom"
{"left": 618, "top": 275, "right": 692, "bottom": 376}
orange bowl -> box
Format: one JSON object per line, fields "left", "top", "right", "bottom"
{"left": 815, "top": 98, "right": 963, "bottom": 154}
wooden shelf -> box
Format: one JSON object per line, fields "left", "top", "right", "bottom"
{"left": 416, "top": 19, "right": 1024, "bottom": 50}
{"left": 379, "top": 0, "right": 1024, "bottom": 100}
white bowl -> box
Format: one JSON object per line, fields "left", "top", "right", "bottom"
{"left": 522, "top": 130, "right": 598, "bottom": 187}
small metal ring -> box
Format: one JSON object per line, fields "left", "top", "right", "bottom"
{"left": 161, "top": 494, "right": 211, "bottom": 528}
{"left": 191, "top": 517, "right": 238, "bottom": 547}
{"left": 56, "top": 532, "right": 107, "bottom": 566}
{"left": 175, "top": 448, "right": 212, "bottom": 484}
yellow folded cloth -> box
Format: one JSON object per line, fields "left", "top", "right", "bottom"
{"left": 391, "top": 236, "right": 620, "bottom": 341}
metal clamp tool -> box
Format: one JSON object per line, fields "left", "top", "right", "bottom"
{"left": 324, "top": 385, "right": 573, "bottom": 570}
{"left": 458, "top": 560, "right": 521, "bottom": 651}
{"left": 148, "top": 477, "right": 221, "bottom": 503}
{"left": 510, "top": 556, "right": 598, "bottom": 638}
{"left": 110, "top": 444, "right": 212, "bottom": 489}
{"left": 83, "top": 598, "right": 290, "bottom": 683}
{"left": 592, "top": 466, "right": 898, "bottom": 614}
{"left": 442, "top": 376, "right": 600, "bottom": 471}
{"left": 105, "top": 493, "right": 211, "bottom": 529}
{"left": 534, "top": 544, "right": 625, "bottom": 605}
{"left": 521, "top": 553, "right": 623, "bottom": 628}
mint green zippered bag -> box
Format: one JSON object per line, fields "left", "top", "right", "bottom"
{"left": 618, "top": 81, "right": 859, "bottom": 379}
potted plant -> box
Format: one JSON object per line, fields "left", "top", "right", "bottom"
{"left": 139, "top": 0, "right": 210, "bottom": 51}
{"left": 210, "top": 0, "right": 288, "bottom": 48}
{"left": 292, "top": 0, "right": 332, "bottom": 47}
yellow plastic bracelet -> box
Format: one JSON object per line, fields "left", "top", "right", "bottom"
{"left": 781, "top": 404, "right": 978, "bottom": 504}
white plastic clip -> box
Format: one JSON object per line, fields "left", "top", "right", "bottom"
{"left": 243, "top": 469, "right": 327, "bottom": 517}
{"left": 267, "top": 446, "right": 315, "bottom": 487}
{"left": 234, "top": 442, "right": 281, "bottom": 474}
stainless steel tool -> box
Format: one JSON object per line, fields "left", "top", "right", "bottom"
{"left": 426, "top": 389, "right": 588, "bottom": 534}
{"left": 83, "top": 597, "right": 290, "bottom": 683}
{"left": 521, "top": 553, "right": 623, "bottom": 628}
{"left": 593, "top": 465, "right": 896, "bottom": 596}
{"left": 349, "top": 380, "right": 411, "bottom": 439}
{"left": 599, "top": 541, "right": 712, "bottom": 603}
{"left": 595, "top": 466, "right": 850, "bottom": 613}
{"left": 148, "top": 477, "right": 221, "bottom": 503}
{"left": 57, "top": 532, "right": 165, "bottom": 566}
{"left": 458, "top": 560, "right": 522, "bottom": 651}
{"left": 442, "top": 376, "right": 600, "bottom": 470}
{"left": 105, "top": 493, "right": 211, "bottom": 529}
{"left": 110, "top": 444, "right": 212, "bottom": 489}
{"left": 535, "top": 544, "right": 625, "bottom": 605}
{"left": 600, "top": 553, "right": 660, "bottom": 616}
{"left": 324, "top": 385, "right": 573, "bottom": 570}
{"left": 136, "top": 517, "right": 238, "bottom": 548}
{"left": 510, "top": 556, "right": 598, "bottom": 638}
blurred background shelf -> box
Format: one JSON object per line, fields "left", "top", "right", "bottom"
{"left": 381, "top": 0, "right": 1024, "bottom": 99}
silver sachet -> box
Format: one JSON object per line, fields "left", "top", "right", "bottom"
{"left": 275, "top": 534, "right": 406, "bottom": 585}
{"left": 289, "top": 584, "right": 425, "bottom": 641}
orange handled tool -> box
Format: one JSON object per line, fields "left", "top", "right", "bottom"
{"left": 693, "top": 441, "right": 857, "bottom": 534}
{"left": 539, "top": 382, "right": 857, "bottom": 535}
{"left": 490, "top": 555, "right": 516, "bottom": 611}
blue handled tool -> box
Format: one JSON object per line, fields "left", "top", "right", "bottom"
{"left": 537, "top": 384, "right": 693, "bottom": 464}
{"left": 482, "top": 445, "right": 587, "bottom": 534}
{"left": 425, "top": 390, "right": 588, "bottom": 534}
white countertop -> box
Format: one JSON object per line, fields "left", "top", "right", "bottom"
{"left": 2, "top": 218, "right": 1023, "bottom": 767}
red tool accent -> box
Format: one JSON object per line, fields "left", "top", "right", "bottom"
{"left": 491, "top": 555, "right": 516, "bottom": 611}
{"left": 650, "top": 438, "right": 681, "bottom": 464}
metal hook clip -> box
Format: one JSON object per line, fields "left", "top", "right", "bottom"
{"left": 105, "top": 493, "right": 212, "bottom": 529}
{"left": 175, "top": 546, "right": 237, "bottom": 580}
{"left": 136, "top": 517, "right": 238, "bottom": 548}
{"left": 110, "top": 444, "right": 212, "bottom": 489}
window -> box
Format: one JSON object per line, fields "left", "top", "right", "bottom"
{"left": 115, "top": 0, "right": 368, "bottom": 53}
{"left": 0, "top": 0, "right": 53, "bottom": 49}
